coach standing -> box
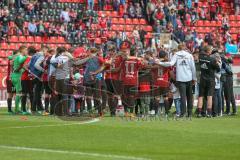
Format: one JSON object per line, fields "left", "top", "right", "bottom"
{"left": 155, "top": 44, "right": 197, "bottom": 118}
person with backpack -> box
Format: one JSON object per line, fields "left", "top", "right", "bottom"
{"left": 29, "top": 45, "right": 49, "bottom": 115}
{"left": 11, "top": 46, "right": 28, "bottom": 114}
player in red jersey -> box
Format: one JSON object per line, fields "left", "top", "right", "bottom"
{"left": 137, "top": 51, "right": 154, "bottom": 119}
{"left": 42, "top": 49, "right": 55, "bottom": 114}
{"left": 91, "top": 44, "right": 126, "bottom": 116}
{"left": 120, "top": 41, "right": 145, "bottom": 118}
{"left": 20, "top": 46, "right": 35, "bottom": 115}
{"left": 6, "top": 51, "right": 17, "bottom": 114}
{"left": 151, "top": 50, "right": 171, "bottom": 117}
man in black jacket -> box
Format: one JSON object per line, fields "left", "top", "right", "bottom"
{"left": 197, "top": 46, "right": 221, "bottom": 117}
{"left": 221, "top": 55, "right": 237, "bottom": 115}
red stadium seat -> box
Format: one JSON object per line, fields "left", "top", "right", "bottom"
{"left": 58, "top": 37, "right": 65, "bottom": 43}
{"left": 26, "top": 36, "right": 34, "bottom": 42}
{"left": 49, "top": 37, "right": 57, "bottom": 43}
{"left": 117, "top": 25, "right": 124, "bottom": 31}
{"left": 132, "top": 19, "right": 139, "bottom": 25}
{"left": 118, "top": 18, "right": 125, "bottom": 24}
{"left": 144, "top": 26, "right": 153, "bottom": 32}
{"left": 19, "top": 36, "right": 26, "bottom": 42}
{"left": 112, "top": 18, "right": 118, "bottom": 24}
{"left": 111, "top": 11, "right": 118, "bottom": 18}
{"left": 1, "top": 43, "right": 8, "bottom": 50}
{"left": 230, "top": 21, "right": 237, "bottom": 27}
{"left": 125, "top": 25, "right": 133, "bottom": 31}
{"left": 95, "top": 38, "right": 101, "bottom": 44}
{"left": 10, "top": 36, "right": 18, "bottom": 42}
{"left": 139, "top": 19, "right": 147, "bottom": 25}
{"left": 229, "top": 15, "right": 236, "bottom": 21}
{"left": 197, "top": 20, "right": 203, "bottom": 26}
{"left": 35, "top": 36, "right": 42, "bottom": 43}
{"left": 237, "top": 15, "right": 240, "bottom": 21}
{"left": 204, "top": 21, "right": 211, "bottom": 27}
{"left": 9, "top": 43, "right": 17, "bottom": 50}
{"left": 125, "top": 18, "right": 132, "bottom": 24}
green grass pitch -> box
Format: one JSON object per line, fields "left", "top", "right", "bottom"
{"left": 0, "top": 109, "right": 240, "bottom": 160}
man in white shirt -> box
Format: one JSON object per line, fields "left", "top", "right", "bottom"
{"left": 155, "top": 44, "right": 196, "bottom": 118}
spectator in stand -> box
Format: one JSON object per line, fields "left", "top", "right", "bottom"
{"left": 15, "top": 0, "right": 22, "bottom": 9}
{"left": 209, "top": 2, "right": 217, "bottom": 21}
{"left": 37, "top": 20, "right": 45, "bottom": 36}
{"left": 235, "top": 0, "right": 240, "bottom": 15}
{"left": 120, "top": 0, "right": 127, "bottom": 13}
{"left": 199, "top": 6, "right": 207, "bottom": 20}
{"left": 132, "top": 26, "right": 140, "bottom": 43}
{"left": 88, "top": 0, "right": 94, "bottom": 10}
{"left": 69, "top": 8, "right": 77, "bottom": 22}
{"left": 191, "top": 8, "right": 198, "bottom": 24}
{"left": 195, "top": 34, "right": 204, "bottom": 48}
{"left": 146, "top": 0, "right": 156, "bottom": 24}
{"left": 153, "top": 7, "right": 166, "bottom": 26}
{"left": 113, "top": 0, "right": 120, "bottom": 11}
{"left": 186, "top": 0, "right": 192, "bottom": 9}
{"left": 138, "top": 26, "right": 147, "bottom": 47}
{"left": 60, "top": 8, "right": 70, "bottom": 23}
{"left": 106, "top": 16, "right": 112, "bottom": 30}
{"left": 128, "top": 2, "right": 136, "bottom": 18}
{"left": 27, "top": 0, "right": 36, "bottom": 17}
{"left": 15, "top": 14, "right": 25, "bottom": 35}
{"left": 168, "top": 8, "right": 177, "bottom": 29}
{"left": 222, "top": 13, "right": 229, "bottom": 31}
{"left": 153, "top": 20, "right": 162, "bottom": 36}
{"left": 60, "top": 23, "right": 68, "bottom": 37}
{"left": 28, "top": 19, "right": 37, "bottom": 36}
{"left": 173, "top": 26, "right": 185, "bottom": 42}
{"left": 135, "top": 3, "right": 143, "bottom": 18}
{"left": 98, "top": 0, "right": 105, "bottom": 10}
{"left": 0, "top": 9, "right": 9, "bottom": 39}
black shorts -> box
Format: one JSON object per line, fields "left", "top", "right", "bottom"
{"left": 43, "top": 81, "right": 52, "bottom": 94}
{"left": 152, "top": 86, "right": 169, "bottom": 97}
{"left": 122, "top": 85, "right": 136, "bottom": 107}
{"left": 123, "top": 85, "right": 137, "bottom": 97}
{"left": 7, "top": 80, "right": 16, "bottom": 93}
{"left": 105, "top": 79, "right": 123, "bottom": 95}
{"left": 21, "top": 80, "right": 33, "bottom": 94}
{"left": 199, "top": 78, "right": 215, "bottom": 97}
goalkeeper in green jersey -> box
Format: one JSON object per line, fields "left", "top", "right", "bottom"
{"left": 11, "top": 46, "right": 28, "bottom": 113}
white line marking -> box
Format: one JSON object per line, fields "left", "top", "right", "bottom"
{"left": 0, "top": 145, "right": 151, "bottom": 160}
{"left": 6, "top": 118, "right": 100, "bottom": 129}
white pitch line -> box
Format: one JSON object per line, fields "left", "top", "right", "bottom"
{"left": 0, "top": 145, "right": 151, "bottom": 160}
{"left": 6, "top": 118, "right": 100, "bottom": 129}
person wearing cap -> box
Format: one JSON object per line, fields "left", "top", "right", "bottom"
{"left": 197, "top": 46, "right": 221, "bottom": 118}
{"left": 155, "top": 44, "right": 196, "bottom": 118}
